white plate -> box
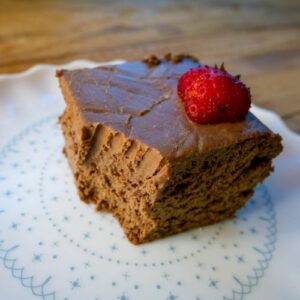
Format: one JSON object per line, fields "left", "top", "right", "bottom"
{"left": 0, "top": 61, "right": 300, "bottom": 300}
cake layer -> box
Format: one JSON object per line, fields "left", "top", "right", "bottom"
{"left": 57, "top": 55, "right": 282, "bottom": 244}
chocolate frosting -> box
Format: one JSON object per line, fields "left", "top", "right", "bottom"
{"left": 57, "top": 58, "right": 273, "bottom": 159}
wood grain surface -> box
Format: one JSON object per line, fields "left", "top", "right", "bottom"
{"left": 0, "top": 0, "right": 299, "bottom": 132}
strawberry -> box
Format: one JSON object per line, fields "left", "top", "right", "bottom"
{"left": 177, "top": 64, "right": 251, "bottom": 124}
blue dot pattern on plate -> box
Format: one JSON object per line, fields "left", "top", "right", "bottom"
{"left": 0, "top": 116, "right": 276, "bottom": 300}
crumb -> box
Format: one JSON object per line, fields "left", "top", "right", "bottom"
{"left": 142, "top": 55, "right": 161, "bottom": 66}
{"left": 173, "top": 54, "right": 199, "bottom": 63}
{"left": 56, "top": 69, "right": 66, "bottom": 77}
{"left": 164, "top": 52, "right": 172, "bottom": 61}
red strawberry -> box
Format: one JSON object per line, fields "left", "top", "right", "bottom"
{"left": 177, "top": 65, "right": 251, "bottom": 124}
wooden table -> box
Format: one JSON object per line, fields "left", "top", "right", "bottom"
{"left": 1, "top": 0, "right": 300, "bottom": 132}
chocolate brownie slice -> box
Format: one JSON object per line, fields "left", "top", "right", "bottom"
{"left": 57, "top": 55, "right": 282, "bottom": 244}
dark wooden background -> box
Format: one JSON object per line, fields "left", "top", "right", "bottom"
{"left": 0, "top": 0, "right": 299, "bottom": 132}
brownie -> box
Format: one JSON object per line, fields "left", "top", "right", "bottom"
{"left": 57, "top": 55, "right": 282, "bottom": 244}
